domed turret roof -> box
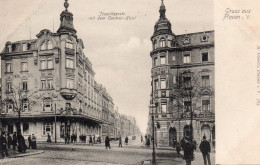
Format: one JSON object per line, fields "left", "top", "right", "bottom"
{"left": 153, "top": 1, "right": 173, "bottom": 37}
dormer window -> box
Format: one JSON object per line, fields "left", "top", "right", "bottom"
{"left": 183, "top": 37, "right": 190, "bottom": 44}
{"left": 160, "top": 38, "right": 166, "bottom": 47}
{"left": 47, "top": 41, "right": 53, "bottom": 49}
{"left": 22, "top": 43, "right": 27, "bottom": 51}
{"left": 66, "top": 39, "right": 74, "bottom": 49}
{"left": 201, "top": 34, "right": 209, "bottom": 42}
{"left": 41, "top": 40, "right": 53, "bottom": 50}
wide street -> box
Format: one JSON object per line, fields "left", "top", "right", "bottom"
{"left": 0, "top": 139, "right": 215, "bottom": 165}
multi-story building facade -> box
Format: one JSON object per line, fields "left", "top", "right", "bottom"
{"left": 147, "top": 1, "right": 215, "bottom": 147}
{"left": 0, "top": 1, "right": 142, "bottom": 142}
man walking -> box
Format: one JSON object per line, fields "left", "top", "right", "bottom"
{"left": 183, "top": 137, "right": 194, "bottom": 165}
{"left": 7, "top": 133, "right": 12, "bottom": 149}
{"left": 12, "top": 132, "right": 17, "bottom": 151}
{"left": 118, "top": 136, "right": 122, "bottom": 147}
{"left": 28, "top": 135, "right": 32, "bottom": 149}
{"left": 199, "top": 135, "right": 211, "bottom": 165}
{"left": 125, "top": 136, "right": 128, "bottom": 145}
{"left": 0, "top": 132, "right": 9, "bottom": 158}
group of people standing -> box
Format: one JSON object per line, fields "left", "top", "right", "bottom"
{"left": 64, "top": 133, "right": 77, "bottom": 144}
{"left": 0, "top": 131, "right": 37, "bottom": 158}
{"left": 89, "top": 135, "right": 97, "bottom": 145}
{"left": 176, "top": 135, "right": 211, "bottom": 165}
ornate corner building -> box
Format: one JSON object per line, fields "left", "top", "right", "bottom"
{"left": 0, "top": 1, "right": 140, "bottom": 142}
{"left": 147, "top": 1, "right": 215, "bottom": 147}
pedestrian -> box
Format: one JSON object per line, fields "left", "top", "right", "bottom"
{"left": 141, "top": 135, "right": 143, "bottom": 143}
{"left": 118, "top": 136, "right": 122, "bottom": 147}
{"left": 125, "top": 136, "right": 128, "bottom": 145}
{"left": 17, "top": 133, "right": 27, "bottom": 153}
{"left": 181, "top": 137, "right": 185, "bottom": 151}
{"left": 93, "top": 135, "right": 95, "bottom": 144}
{"left": 183, "top": 137, "right": 194, "bottom": 165}
{"left": 199, "top": 135, "right": 211, "bottom": 165}
{"left": 7, "top": 133, "right": 12, "bottom": 149}
{"left": 146, "top": 138, "right": 150, "bottom": 147}
{"left": 28, "top": 135, "right": 32, "bottom": 149}
{"left": 67, "top": 133, "right": 70, "bottom": 144}
{"left": 176, "top": 142, "right": 182, "bottom": 157}
{"left": 0, "top": 132, "right": 9, "bottom": 158}
{"left": 89, "top": 136, "right": 93, "bottom": 146}
{"left": 192, "top": 139, "right": 197, "bottom": 151}
{"left": 105, "top": 135, "right": 111, "bottom": 149}
{"left": 74, "top": 134, "right": 77, "bottom": 143}
{"left": 47, "top": 133, "right": 52, "bottom": 142}
{"left": 12, "top": 132, "right": 17, "bottom": 151}
{"left": 64, "top": 134, "right": 67, "bottom": 144}
{"left": 71, "top": 134, "right": 73, "bottom": 143}
{"left": 31, "top": 134, "right": 37, "bottom": 149}
{"left": 173, "top": 137, "right": 177, "bottom": 148}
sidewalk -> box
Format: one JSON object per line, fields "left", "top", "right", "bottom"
{"left": 143, "top": 151, "right": 215, "bottom": 165}
{"left": 0, "top": 148, "right": 44, "bottom": 159}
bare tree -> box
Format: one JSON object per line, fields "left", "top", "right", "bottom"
{"left": 172, "top": 69, "right": 214, "bottom": 141}
{"left": 1, "top": 80, "right": 38, "bottom": 133}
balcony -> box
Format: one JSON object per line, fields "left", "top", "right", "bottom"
{"left": 60, "top": 88, "right": 77, "bottom": 100}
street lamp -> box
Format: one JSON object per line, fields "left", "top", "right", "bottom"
{"left": 149, "top": 104, "right": 156, "bottom": 165}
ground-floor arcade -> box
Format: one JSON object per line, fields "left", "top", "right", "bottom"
{"left": 0, "top": 116, "right": 103, "bottom": 143}
{"left": 154, "top": 118, "right": 215, "bottom": 148}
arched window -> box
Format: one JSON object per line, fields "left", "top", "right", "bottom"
{"left": 43, "top": 98, "right": 53, "bottom": 112}
{"left": 160, "top": 38, "right": 166, "bottom": 47}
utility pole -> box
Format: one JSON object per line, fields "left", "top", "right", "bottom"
{"left": 55, "top": 103, "right": 57, "bottom": 143}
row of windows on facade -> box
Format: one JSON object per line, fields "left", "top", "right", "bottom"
{"left": 153, "top": 52, "right": 209, "bottom": 66}
{"left": 5, "top": 99, "right": 103, "bottom": 116}
{"left": 153, "top": 35, "right": 209, "bottom": 50}
{"left": 6, "top": 60, "right": 94, "bottom": 88}
{"left": 5, "top": 57, "right": 74, "bottom": 73}
{"left": 6, "top": 39, "right": 75, "bottom": 53}
{"left": 153, "top": 75, "right": 210, "bottom": 90}
{"left": 154, "top": 100, "right": 211, "bottom": 114}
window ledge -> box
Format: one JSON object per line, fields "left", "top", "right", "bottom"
{"left": 20, "top": 71, "right": 29, "bottom": 73}
{"left": 39, "top": 69, "right": 54, "bottom": 71}
{"left": 40, "top": 88, "right": 54, "bottom": 91}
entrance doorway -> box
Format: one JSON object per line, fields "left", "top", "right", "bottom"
{"left": 201, "top": 125, "right": 211, "bottom": 141}
{"left": 169, "top": 128, "right": 177, "bottom": 147}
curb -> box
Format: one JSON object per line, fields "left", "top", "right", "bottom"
{"left": 9, "top": 150, "right": 45, "bottom": 158}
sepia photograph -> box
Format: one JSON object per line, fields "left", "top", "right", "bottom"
{"left": 0, "top": 0, "right": 215, "bottom": 164}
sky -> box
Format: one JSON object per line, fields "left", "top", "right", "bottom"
{"left": 0, "top": 0, "right": 213, "bottom": 134}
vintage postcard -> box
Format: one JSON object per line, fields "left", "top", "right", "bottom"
{"left": 0, "top": 0, "right": 258, "bottom": 165}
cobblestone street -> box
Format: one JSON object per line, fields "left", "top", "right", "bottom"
{"left": 0, "top": 140, "right": 215, "bottom": 165}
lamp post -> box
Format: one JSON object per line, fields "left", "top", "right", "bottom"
{"left": 149, "top": 104, "right": 156, "bottom": 165}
